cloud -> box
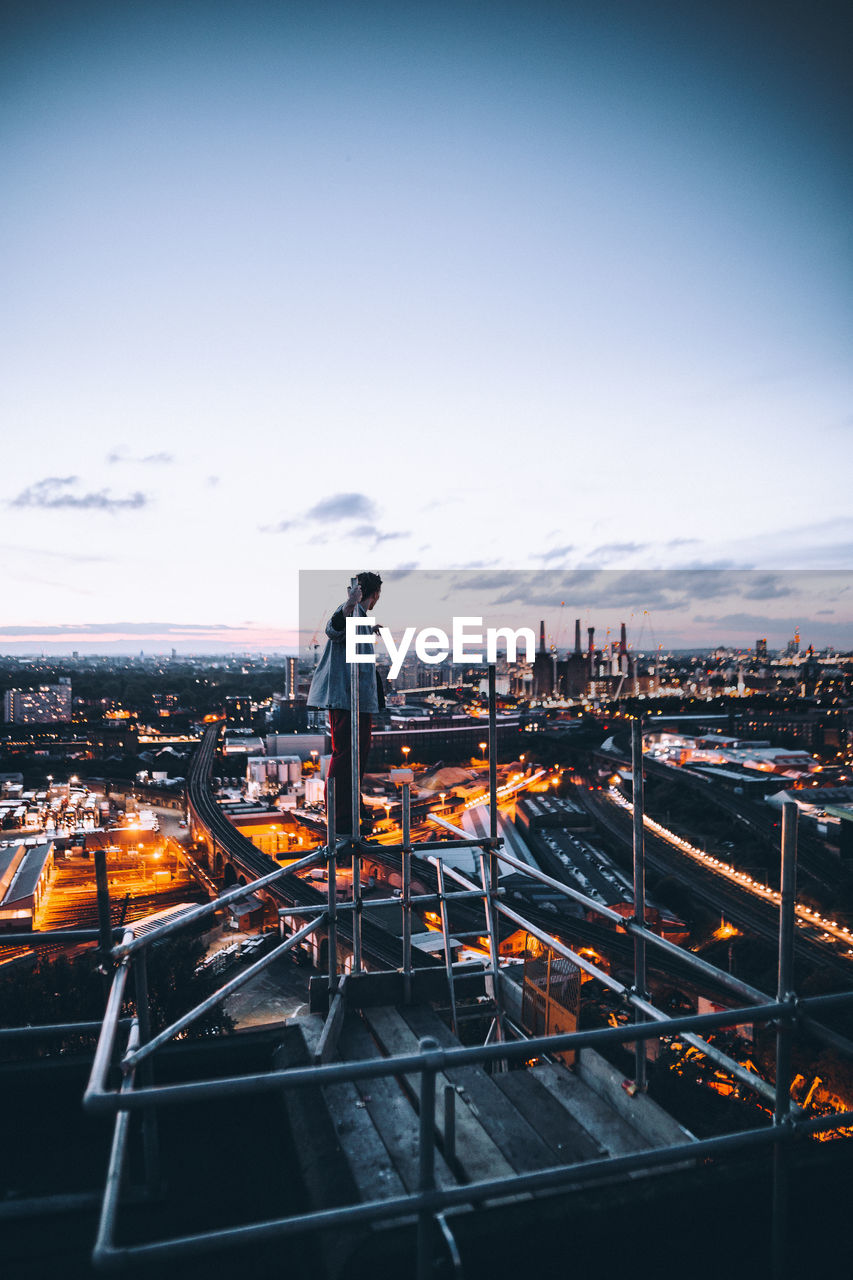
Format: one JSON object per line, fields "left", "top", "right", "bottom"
{"left": 9, "top": 476, "right": 148, "bottom": 512}
{"left": 741, "top": 574, "right": 791, "bottom": 601}
{"left": 452, "top": 559, "right": 500, "bottom": 569}
{"left": 305, "top": 492, "right": 378, "bottom": 522}
{"left": 535, "top": 545, "right": 574, "bottom": 563}
{"left": 0, "top": 621, "right": 250, "bottom": 637}
{"left": 107, "top": 449, "right": 174, "bottom": 465}
{"left": 588, "top": 542, "right": 649, "bottom": 558}
{"left": 0, "top": 621, "right": 302, "bottom": 654}
{"left": 262, "top": 491, "right": 379, "bottom": 535}
{"left": 261, "top": 493, "right": 408, "bottom": 551}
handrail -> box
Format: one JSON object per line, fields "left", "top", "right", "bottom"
{"left": 1, "top": 662, "right": 849, "bottom": 1280}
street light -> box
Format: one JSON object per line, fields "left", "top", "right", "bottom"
{"left": 310, "top": 750, "right": 318, "bottom": 769}
{"left": 479, "top": 742, "right": 487, "bottom": 761}
{"left": 439, "top": 791, "right": 446, "bottom": 807}
{"left": 402, "top": 746, "right": 410, "bottom": 762}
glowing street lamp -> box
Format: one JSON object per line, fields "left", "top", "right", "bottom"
{"left": 310, "top": 750, "right": 318, "bottom": 769}
{"left": 402, "top": 746, "right": 410, "bottom": 762}
{"left": 439, "top": 792, "right": 446, "bottom": 807}
{"left": 479, "top": 742, "right": 487, "bottom": 761}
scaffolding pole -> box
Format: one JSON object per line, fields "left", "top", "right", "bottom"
{"left": 326, "top": 778, "right": 338, "bottom": 995}
{"left": 350, "top": 654, "right": 362, "bottom": 974}
{"left": 772, "top": 801, "right": 798, "bottom": 1280}
{"left": 631, "top": 716, "right": 648, "bottom": 1091}
{"left": 402, "top": 781, "right": 413, "bottom": 1003}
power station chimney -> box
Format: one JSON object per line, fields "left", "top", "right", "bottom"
{"left": 574, "top": 618, "right": 582, "bottom": 654}
{"left": 620, "top": 622, "right": 627, "bottom": 654}
{"left": 539, "top": 620, "right": 546, "bottom": 653}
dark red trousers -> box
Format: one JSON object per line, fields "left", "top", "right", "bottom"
{"left": 327, "top": 710, "right": 372, "bottom": 833}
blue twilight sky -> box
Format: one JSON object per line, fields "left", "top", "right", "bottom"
{"left": 1, "top": 0, "right": 851, "bottom": 652}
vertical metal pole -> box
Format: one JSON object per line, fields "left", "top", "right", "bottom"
{"left": 487, "top": 664, "right": 498, "bottom": 894}
{"left": 436, "top": 859, "right": 458, "bottom": 1036}
{"left": 402, "top": 781, "right": 412, "bottom": 1004}
{"left": 326, "top": 777, "right": 338, "bottom": 996}
{"left": 443, "top": 1083, "right": 456, "bottom": 1165}
{"left": 772, "top": 801, "right": 798, "bottom": 1280}
{"left": 133, "top": 950, "right": 160, "bottom": 1196}
{"left": 478, "top": 850, "right": 504, "bottom": 1049}
{"left": 94, "top": 848, "right": 113, "bottom": 1002}
{"left": 350, "top": 657, "right": 362, "bottom": 974}
{"left": 632, "top": 717, "right": 648, "bottom": 1091}
{"left": 417, "top": 1036, "right": 439, "bottom": 1280}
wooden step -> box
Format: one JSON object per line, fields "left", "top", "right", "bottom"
{"left": 359, "top": 1005, "right": 517, "bottom": 1188}
{"left": 280, "top": 1015, "right": 407, "bottom": 1207}
{"left": 490, "top": 1067, "right": 607, "bottom": 1165}
{"left": 400, "top": 1004, "right": 561, "bottom": 1175}
{"left": 530, "top": 1061, "right": 650, "bottom": 1158}
{"left": 338, "top": 1013, "right": 457, "bottom": 1193}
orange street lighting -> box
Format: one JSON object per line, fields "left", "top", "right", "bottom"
{"left": 439, "top": 792, "right": 446, "bottom": 806}
{"left": 402, "top": 746, "right": 410, "bottom": 760}
{"left": 479, "top": 742, "right": 487, "bottom": 760}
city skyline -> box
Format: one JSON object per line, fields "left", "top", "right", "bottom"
{"left": 0, "top": 567, "right": 850, "bottom": 656}
{"left": 2, "top": 2, "right": 851, "bottom": 649}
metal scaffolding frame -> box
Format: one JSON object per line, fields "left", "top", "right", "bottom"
{"left": 2, "top": 666, "right": 853, "bottom": 1279}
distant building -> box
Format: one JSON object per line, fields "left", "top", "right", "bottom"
{"left": 284, "top": 656, "right": 298, "bottom": 700}
{"left": 0, "top": 841, "right": 55, "bottom": 929}
{"left": 4, "top": 680, "right": 72, "bottom": 724}
{"left": 756, "top": 638, "right": 768, "bottom": 660}
{"left": 246, "top": 755, "right": 302, "bottom": 798}
{"left": 224, "top": 696, "right": 252, "bottom": 726}
{"left": 222, "top": 728, "right": 265, "bottom": 755}
{"left": 532, "top": 620, "right": 555, "bottom": 698}
{"left": 265, "top": 732, "right": 329, "bottom": 762}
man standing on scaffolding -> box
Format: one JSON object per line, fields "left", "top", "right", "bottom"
{"left": 307, "top": 572, "right": 384, "bottom": 836}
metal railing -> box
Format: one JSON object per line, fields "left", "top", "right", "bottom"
{"left": 3, "top": 665, "right": 853, "bottom": 1280}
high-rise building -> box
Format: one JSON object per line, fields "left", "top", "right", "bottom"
{"left": 756, "top": 638, "right": 768, "bottom": 660}
{"left": 4, "top": 679, "right": 72, "bottom": 724}
{"left": 284, "top": 656, "right": 298, "bottom": 700}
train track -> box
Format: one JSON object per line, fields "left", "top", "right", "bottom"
{"left": 576, "top": 782, "right": 853, "bottom": 983}
{"left": 186, "top": 724, "right": 434, "bottom": 973}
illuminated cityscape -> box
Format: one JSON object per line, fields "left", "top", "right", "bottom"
{"left": 3, "top": 1, "right": 852, "bottom": 1275}
{"left": 3, "top": 613, "right": 853, "bottom": 1276}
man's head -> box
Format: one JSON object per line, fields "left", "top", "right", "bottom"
{"left": 356, "top": 570, "right": 382, "bottom": 610}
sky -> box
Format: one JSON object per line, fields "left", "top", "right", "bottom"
{"left": 2, "top": 1, "right": 852, "bottom": 653}
{"left": 299, "top": 569, "right": 853, "bottom": 656}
